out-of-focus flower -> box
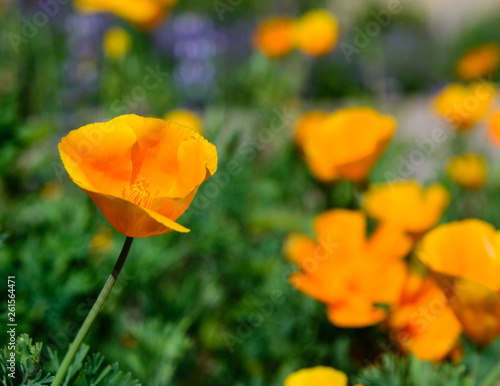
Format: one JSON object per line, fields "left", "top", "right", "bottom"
{"left": 363, "top": 181, "right": 449, "bottom": 236}
{"left": 74, "top": 0, "right": 176, "bottom": 30}
{"left": 432, "top": 82, "right": 496, "bottom": 130}
{"left": 488, "top": 110, "right": 500, "bottom": 146}
{"left": 456, "top": 43, "right": 500, "bottom": 81}
{"left": 103, "top": 27, "right": 131, "bottom": 59}
{"left": 155, "top": 13, "right": 218, "bottom": 105}
{"left": 418, "top": 219, "right": 500, "bottom": 345}
{"left": 58, "top": 114, "right": 217, "bottom": 238}
{"left": 89, "top": 226, "right": 115, "bottom": 254}
{"left": 388, "top": 271, "right": 462, "bottom": 360}
{"left": 285, "top": 210, "right": 411, "bottom": 327}
{"left": 163, "top": 109, "right": 203, "bottom": 134}
{"left": 62, "top": 13, "right": 111, "bottom": 106}
{"left": 253, "top": 17, "right": 295, "bottom": 59}
{"left": 295, "top": 107, "right": 396, "bottom": 182}
{"left": 284, "top": 366, "right": 348, "bottom": 386}
{"left": 294, "top": 9, "right": 338, "bottom": 56}
{"left": 40, "top": 180, "right": 63, "bottom": 202}
{"left": 447, "top": 154, "right": 487, "bottom": 190}
{"left": 294, "top": 110, "right": 328, "bottom": 146}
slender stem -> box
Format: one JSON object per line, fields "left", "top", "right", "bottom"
{"left": 52, "top": 237, "right": 134, "bottom": 386}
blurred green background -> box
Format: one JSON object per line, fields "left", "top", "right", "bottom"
{"left": 2, "top": 0, "right": 500, "bottom": 385}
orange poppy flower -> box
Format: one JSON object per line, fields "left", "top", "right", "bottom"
{"left": 432, "top": 82, "right": 496, "bottom": 130}
{"left": 294, "top": 9, "right": 339, "bottom": 56}
{"left": 284, "top": 366, "right": 348, "bottom": 386}
{"left": 285, "top": 210, "right": 411, "bottom": 327}
{"left": 456, "top": 43, "right": 500, "bottom": 81}
{"left": 253, "top": 17, "right": 295, "bottom": 59}
{"left": 388, "top": 271, "right": 462, "bottom": 361}
{"left": 74, "top": 0, "right": 176, "bottom": 30}
{"left": 447, "top": 153, "right": 487, "bottom": 191}
{"left": 294, "top": 110, "right": 328, "bottom": 146}
{"left": 363, "top": 181, "right": 449, "bottom": 235}
{"left": 417, "top": 219, "right": 500, "bottom": 345}
{"left": 295, "top": 107, "right": 396, "bottom": 182}
{"left": 488, "top": 110, "right": 500, "bottom": 146}
{"left": 58, "top": 114, "right": 217, "bottom": 238}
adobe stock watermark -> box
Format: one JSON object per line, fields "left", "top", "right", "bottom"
{"left": 181, "top": 105, "right": 298, "bottom": 223}
{"left": 222, "top": 290, "right": 286, "bottom": 353}
{"left": 222, "top": 234, "right": 340, "bottom": 353}
{"left": 362, "top": 277, "right": 466, "bottom": 372}
{"left": 213, "top": 0, "right": 243, "bottom": 21}
{"left": 41, "top": 268, "right": 135, "bottom": 366}
{"left": 8, "top": 0, "right": 70, "bottom": 53}
{"left": 110, "top": 65, "right": 170, "bottom": 114}
{"left": 384, "top": 77, "right": 495, "bottom": 184}
{"left": 442, "top": 77, "right": 496, "bottom": 127}
{"left": 340, "top": 0, "right": 412, "bottom": 63}
{"left": 384, "top": 126, "right": 448, "bottom": 184}
{"left": 52, "top": 64, "right": 169, "bottom": 181}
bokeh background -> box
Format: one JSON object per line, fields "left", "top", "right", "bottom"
{"left": 3, "top": 0, "right": 500, "bottom": 385}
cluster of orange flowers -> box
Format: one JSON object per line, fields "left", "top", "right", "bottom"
{"left": 431, "top": 43, "right": 500, "bottom": 192}
{"left": 253, "top": 10, "right": 339, "bottom": 58}
{"left": 284, "top": 41, "right": 500, "bottom": 364}
{"left": 286, "top": 128, "right": 455, "bottom": 360}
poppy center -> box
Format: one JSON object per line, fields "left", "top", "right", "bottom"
{"left": 122, "top": 178, "right": 155, "bottom": 209}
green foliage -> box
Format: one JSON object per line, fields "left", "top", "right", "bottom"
{"left": 1, "top": 334, "right": 139, "bottom": 386}
{"left": 2, "top": 0, "right": 500, "bottom": 385}
{"left": 355, "top": 354, "right": 471, "bottom": 386}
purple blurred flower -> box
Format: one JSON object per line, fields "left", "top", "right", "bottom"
{"left": 61, "top": 13, "right": 112, "bottom": 105}
{"left": 154, "top": 12, "right": 219, "bottom": 104}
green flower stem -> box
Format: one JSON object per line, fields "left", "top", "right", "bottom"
{"left": 52, "top": 236, "right": 134, "bottom": 386}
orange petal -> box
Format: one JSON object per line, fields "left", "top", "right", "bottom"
{"left": 113, "top": 115, "right": 217, "bottom": 198}
{"left": 327, "top": 297, "right": 387, "bottom": 327}
{"left": 284, "top": 366, "right": 348, "bottom": 386}
{"left": 313, "top": 210, "right": 366, "bottom": 259}
{"left": 283, "top": 233, "right": 317, "bottom": 268}
{"left": 82, "top": 188, "right": 189, "bottom": 238}
{"left": 431, "top": 272, "right": 500, "bottom": 345}
{"left": 75, "top": 0, "right": 167, "bottom": 29}
{"left": 58, "top": 120, "right": 136, "bottom": 197}
{"left": 418, "top": 219, "right": 500, "bottom": 291}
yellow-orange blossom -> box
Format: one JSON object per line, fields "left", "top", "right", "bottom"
{"left": 59, "top": 114, "right": 217, "bottom": 238}
{"left": 295, "top": 107, "right": 396, "bottom": 182}
{"left": 285, "top": 210, "right": 411, "bottom": 327}
{"left": 418, "top": 219, "right": 500, "bottom": 345}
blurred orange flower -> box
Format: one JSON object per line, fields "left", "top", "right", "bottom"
{"left": 59, "top": 114, "right": 217, "bottom": 238}
{"left": 456, "top": 43, "right": 500, "bottom": 81}
{"left": 163, "top": 109, "right": 203, "bottom": 135}
{"left": 488, "top": 110, "right": 500, "bottom": 146}
{"left": 388, "top": 271, "right": 462, "bottom": 361}
{"left": 447, "top": 153, "right": 487, "bottom": 190}
{"left": 432, "top": 82, "right": 496, "bottom": 130}
{"left": 418, "top": 219, "right": 500, "bottom": 345}
{"left": 285, "top": 210, "right": 411, "bottom": 327}
{"left": 74, "top": 0, "right": 176, "bottom": 30}
{"left": 284, "top": 366, "right": 348, "bottom": 386}
{"left": 363, "top": 181, "right": 449, "bottom": 235}
{"left": 295, "top": 107, "right": 396, "bottom": 182}
{"left": 294, "top": 110, "right": 328, "bottom": 146}
{"left": 253, "top": 17, "right": 295, "bottom": 59}
{"left": 294, "top": 10, "right": 338, "bottom": 56}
